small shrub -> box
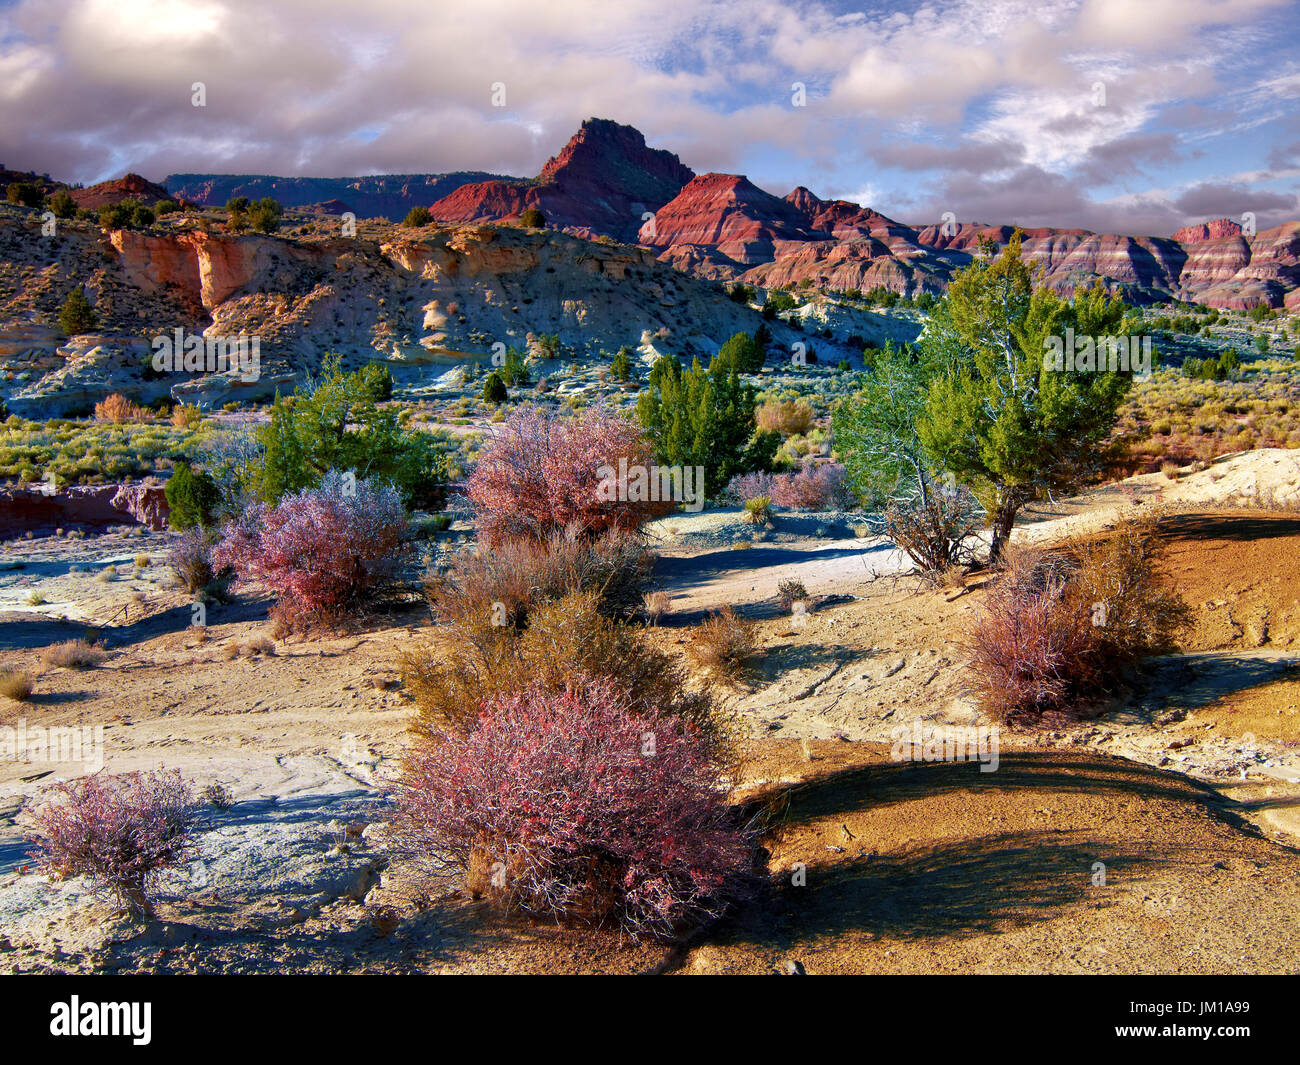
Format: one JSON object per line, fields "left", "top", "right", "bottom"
{"left": 482, "top": 371, "right": 507, "bottom": 404}
{"left": 402, "top": 206, "right": 433, "bottom": 228}
{"left": 25, "top": 769, "right": 197, "bottom": 920}
{"left": 164, "top": 460, "right": 221, "bottom": 530}
{"left": 427, "top": 526, "right": 650, "bottom": 630}
{"left": 687, "top": 607, "right": 757, "bottom": 683}
{"left": 40, "top": 640, "right": 104, "bottom": 670}
{"left": 517, "top": 207, "right": 545, "bottom": 228}
{"left": 26, "top": 591, "right": 46, "bottom": 606}
{"left": 0, "top": 669, "right": 34, "bottom": 701}
{"left": 400, "top": 589, "right": 727, "bottom": 753}
{"left": 214, "top": 471, "right": 408, "bottom": 630}
{"left": 94, "top": 393, "right": 149, "bottom": 424}
{"left": 776, "top": 579, "right": 808, "bottom": 611}
{"left": 170, "top": 404, "right": 202, "bottom": 430}
{"left": 391, "top": 677, "right": 753, "bottom": 937}
{"left": 168, "top": 528, "right": 219, "bottom": 593}
{"left": 744, "top": 496, "right": 772, "bottom": 525}
{"left": 643, "top": 590, "right": 671, "bottom": 624}
{"left": 884, "top": 485, "right": 980, "bottom": 577}
{"left": 967, "top": 521, "right": 1187, "bottom": 722}
{"left": 1068, "top": 515, "right": 1191, "bottom": 664}
{"left": 756, "top": 399, "right": 814, "bottom": 435}
{"left": 967, "top": 551, "right": 1100, "bottom": 722}
{"left": 199, "top": 782, "right": 234, "bottom": 809}
{"left": 58, "top": 288, "right": 97, "bottom": 336}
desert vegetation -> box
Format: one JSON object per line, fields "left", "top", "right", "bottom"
{"left": 25, "top": 770, "right": 197, "bottom": 920}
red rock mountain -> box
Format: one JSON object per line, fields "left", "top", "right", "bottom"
{"left": 70, "top": 173, "right": 173, "bottom": 209}
{"left": 429, "top": 118, "right": 694, "bottom": 242}
{"left": 19, "top": 119, "right": 1300, "bottom": 309}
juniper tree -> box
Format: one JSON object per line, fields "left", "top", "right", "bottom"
{"left": 916, "top": 235, "right": 1134, "bottom": 562}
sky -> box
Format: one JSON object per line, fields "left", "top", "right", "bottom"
{"left": 1, "top": 0, "right": 1298, "bottom": 236}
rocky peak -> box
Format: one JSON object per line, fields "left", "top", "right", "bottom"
{"left": 1172, "top": 218, "right": 1245, "bottom": 244}
{"left": 71, "top": 173, "right": 172, "bottom": 209}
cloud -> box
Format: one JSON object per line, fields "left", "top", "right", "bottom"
{"left": 0, "top": 0, "right": 1294, "bottom": 237}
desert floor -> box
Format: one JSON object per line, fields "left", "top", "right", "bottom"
{"left": 1, "top": 450, "right": 1298, "bottom": 974}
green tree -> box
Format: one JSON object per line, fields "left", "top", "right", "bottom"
{"left": 714, "top": 331, "right": 765, "bottom": 373}
{"left": 833, "top": 341, "right": 939, "bottom": 508}
{"left": 403, "top": 206, "right": 433, "bottom": 227}
{"left": 500, "top": 348, "right": 530, "bottom": 387}
{"left": 247, "top": 197, "right": 282, "bottom": 234}
{"left": 636, "top": 353, "right": 773, "bottom": 496}
{"left": 225, "top": 196, "right": 250, "bottom": 231}
{"left": 482, "top": 371, "right": 508, "bottom": 404}
{"left": 610, "top": 346, "right": 634, "bottom": 381}
{"left": 57, "top": 288, "right": 97, "bottom": 336}
{"left": 6, "top": 182, "right": 44, "bottom": 208}
{"left": 49, "top": 190, "right": 77, "bottom": 219}
{"left": 518, "top": 207, "right": 545, "bottom": 228}
{"left": 256, "top": 354, "right": 448, "bottom": 508}
{"left": 915, "top": 235, "right": 1134, "bottom": 562}
{"left": 164, "top": 460, "right": 220, "bottom": 530}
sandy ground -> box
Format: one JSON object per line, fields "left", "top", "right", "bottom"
{"left": 1, "top": 448, "right": 1299, "bottom": 973}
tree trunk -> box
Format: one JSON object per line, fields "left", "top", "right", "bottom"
{"left": 988, "top": 499, "right": 1019, "bottom": 566}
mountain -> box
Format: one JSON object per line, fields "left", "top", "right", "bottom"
{"left": 70, "top": 173, "right": 173, "bottom": 209}
{"left": 428, "top": 118, "right": 694, "bottom": 241}
{"left": 137, "top": 118, "right": 1300, "bottom": 309}
{"left": 163, "top": 172, "right": 503, "bottom": 221}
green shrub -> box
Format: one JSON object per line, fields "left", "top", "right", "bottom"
{"left": 402, "top": 206, "right": 432, "bottom": 227}
{"left": 57, "top": 289, "right": 97, "bottom": 336}
{"left": 518, "top": 207, "right": 545, "bottom": 228}
{"left": 482, "top": 371, "right": 508, "bottom": 404}
{"left": 164, "top": 460, "right": 221, "bottom": 530}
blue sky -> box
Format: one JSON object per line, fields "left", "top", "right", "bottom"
{"left": 1, "top": 0, "right": 1297, "bottom": 235}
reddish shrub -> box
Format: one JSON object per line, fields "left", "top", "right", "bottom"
{"left": 468, "top": 406, "right": 671, "bottom": 543}
{"left": 215, "top": 471, "right": 407, "bottom": 630}
{"left": 392, "top": 677, "right": 754, "bottom": 937}
{"left": 726, "top": 463, "right": 849, "bottom": 511}
{"left": 26, "top": 769, "right": 197, "bottom": 920}
{"left": 967, "top": 552, "right": 1102, "bottom": 722}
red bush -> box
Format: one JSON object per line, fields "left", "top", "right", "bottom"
{"left": 967, "top": 553, "right": 1102, "bottom": 722}
{"left": 726, "top": 463, "right": 849, "bottom": 511}
{"left": 215, "top": 472, "right": 407, "bottom": 629}
{"left": 468, "top": 406, "right": 671, "bottom": 543}
{"left": 26, "top": 769, "right": 197, "bottom": 920}
{"left": 392, "top": 676, "right": 754, "bottom": 937}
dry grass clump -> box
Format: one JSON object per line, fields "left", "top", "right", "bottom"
{"left": 94, "top": 393, "right": 151, "bottom": 424}
{"left": 40, "top": 640, "right": 104, "bottom": 670}
{"left": 0, "top": 668, "right": 34, "bottom": 701}
{"left": 756, "top": 398, "right": 815, "bottom": 436}
{"left": 686, "top": 607, "right": 758, "bottom": 684}
{"left": 642, "top": 590, "right": 672, "bottom": 625}
{"left": 400, "top": 590, "right": 731, "bottom": 758}
{"left": 425, "top": 526, "right": 651, "bottom": 630}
